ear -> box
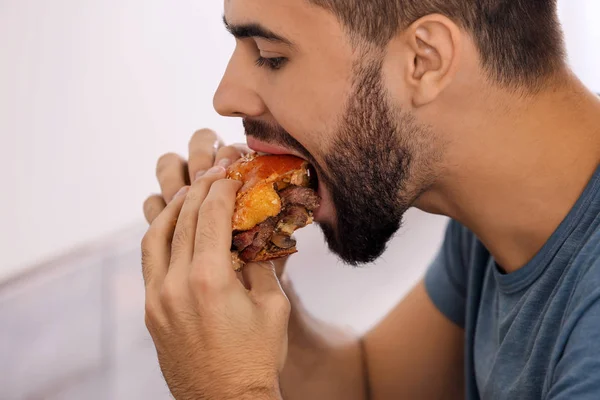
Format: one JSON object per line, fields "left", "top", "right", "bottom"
{"left": 403, "top": 14, "right": 461, "bottom": 107}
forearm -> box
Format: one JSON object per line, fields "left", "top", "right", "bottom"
{"left": 279, "top": 278, "right": 367, "bottom": 400}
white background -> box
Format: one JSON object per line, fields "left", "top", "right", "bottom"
{"left": 1, "top": 0, "right": 599, "bottom": 306}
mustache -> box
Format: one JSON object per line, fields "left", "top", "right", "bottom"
{"left": 243, "top": 119, "right": 313, "bottom": 162}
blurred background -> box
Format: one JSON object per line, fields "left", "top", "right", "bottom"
{"left": 0, "top": 1, "right": 599, "bottom": 399}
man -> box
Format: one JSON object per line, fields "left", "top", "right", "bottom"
{"left": 141, "top": 0, "right": 600, "bottom": 399}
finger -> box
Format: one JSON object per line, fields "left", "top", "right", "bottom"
{"left": 143, "top": 195, "right": 167, "bottom": 224}
{"left": 192, "top": 178, "right": 242, "bottom": 285}
{"left": 141, "top": 187, "right": 189, "bottom": 292}
{"left": 156, "top": 153, "right": 189, "bottom": 203}
{"left": 169, "top": 166, "right": 228, "bottom": 269}
{"left": 242, "top": 262, "right": 283, "bottom": 295}
{"left": 188, "top": 129, "right": 224, "bottom": 182}
{"left": 214, "top": 144, "right": 251, "bottom": 167}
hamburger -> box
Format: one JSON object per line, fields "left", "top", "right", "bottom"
{"left": 227, "top": 153, "right": 320, "bottom": 271}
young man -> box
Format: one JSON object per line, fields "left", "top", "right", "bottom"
{"left": 141, "top": 0, "right": 600, "bottom": 399}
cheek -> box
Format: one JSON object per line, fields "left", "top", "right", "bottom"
{"left": 263, "top": 69, "right": 351, "bottom": 163}
{"left": 268, "top": 107, "right": 331, "bottom": 167}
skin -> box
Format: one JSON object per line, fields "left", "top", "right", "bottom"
{"left": 141, "top": 0, "right": 600, "bottom": 398}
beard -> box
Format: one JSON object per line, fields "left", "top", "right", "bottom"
{"left": 244, "top": 58, "right": 432, "bottom": 265}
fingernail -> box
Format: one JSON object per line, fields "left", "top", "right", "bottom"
{"left": 206, "top": 165, "right": 225, "bottom": 174}
{"left": 175, "top": 186, "right": 189, "bottom": 197}
{"left": 195, "top": 170, "right": 207, "bottom": 181}
{"left": 218, "top": 158, "right": 231, "bottom": 168}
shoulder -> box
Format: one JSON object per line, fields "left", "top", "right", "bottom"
{"left": 548, "top": 251, "right": 600, "bottom": 398}
{"left": 569, "top": 227, "right": 600, "bottom": 306}
{"left": 424, "top": 219, "right": 488, "bottom": 327}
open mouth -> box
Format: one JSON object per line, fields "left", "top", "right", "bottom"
{"left": 246, "top": 136, "right": 327, "bottom": 219}
{"left": 247, "top": 137, "right": 319, "bottom": 186}
{"left": 306, "top": 163, "right": 319, "bottom": 192}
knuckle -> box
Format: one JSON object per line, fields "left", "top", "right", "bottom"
{"left": 216, "top": 145, "right": 241, "bottom": 159}
{"left": 159, "top": 280, "right": 184, "bottom": 309}
{"left": 143, "top": 196, "right": 154, "bottom": 214}
{"left": 201, "top": 197, "right": 226, "bottom": 215}
{"left": 156, "top": 152, "right": 181, "bottom": 175}
{"left": 144, "top": 298, "right": 163, "bottom": 326}
{"left": 143, "top": 196, "right": 159, "bottom": 222}
{"left": 188, "top": 269, "right": 214, "bottom": 292}
{"left": 189, "top": 148, "right": 215, "bottom": 164}
{"left": 192, "top": 128, "right": 217, "bottom": 139}
{"left": 183, "top": 186, "right": 201, "bottom": 202}
{"left": 193, "top": 174, "right": 216, "bottom": 189}
{"left": 191, "top": 128, "right": 219, "bottom": 146}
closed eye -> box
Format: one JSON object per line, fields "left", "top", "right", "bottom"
{"left": 255, "top": 56, "right": 287, "bottom": 71}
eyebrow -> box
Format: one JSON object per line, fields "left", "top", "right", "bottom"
{"left": 223, "top": 15, "right": 295, "bottom": 47}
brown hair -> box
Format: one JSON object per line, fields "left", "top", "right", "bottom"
{"left": 309, "top": 0, "right": 566, "bottom": 90}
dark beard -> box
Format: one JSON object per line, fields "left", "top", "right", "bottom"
{"left": 318, "top": 59, "right": 419, "bottom": 265}
{"left": 244, "top": 59, "right": 426, "bottom": 265}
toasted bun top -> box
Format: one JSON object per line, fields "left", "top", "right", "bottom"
{"left": 227, "top": 153, "right": 307, "bottom": 196}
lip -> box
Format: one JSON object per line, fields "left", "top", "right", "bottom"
{"left": 246, "top": 137, "right": 306, "bottom": 160}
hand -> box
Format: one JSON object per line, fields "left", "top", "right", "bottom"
{"left": 143, "top": 129, "right": 289, "bottom": 278}
{"left": 143, "top": 129, "right": 247, "bottom": 219}
{"left": 141, "top": 166, "right": 289, "bottom": 400}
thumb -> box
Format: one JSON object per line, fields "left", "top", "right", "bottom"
{"left": 273, "top": 256, "right": 289, "bottom": 279}
{"left": 243, "top": 261, "right": 282, "bottom": 295}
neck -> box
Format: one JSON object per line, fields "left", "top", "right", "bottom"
{"left": 421, "top": 73, "right": 600, "bottom": 273}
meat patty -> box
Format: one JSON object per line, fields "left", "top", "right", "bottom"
{"left": 279, "top": 186, "right": 320, "bottom": 211}
{"left": 232, "top": 185, "right": 319, "bottom": 264}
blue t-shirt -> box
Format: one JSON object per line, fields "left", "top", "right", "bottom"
{"left": 425, "top": 165, "right": 600, "bottom": 400}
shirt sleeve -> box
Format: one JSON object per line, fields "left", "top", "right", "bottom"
{"left": 546, "top": 293, "right": 600, "bottom": 400}
{"left": 424, "top": 219, "right": 470, "bottom": 328}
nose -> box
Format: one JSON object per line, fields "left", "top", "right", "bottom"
{"left": 213, "top": 51, "right": 266, "bottom": 118}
